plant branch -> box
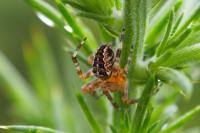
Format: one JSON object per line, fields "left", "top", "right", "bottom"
{"left": 76, "top": 93, "right": 103, "bottom": 133}
{"left": 119, "top": 0, "right": 134, "bottom": 68}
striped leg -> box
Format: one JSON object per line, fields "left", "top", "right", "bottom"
{"left": 103, "top": 90, "right": 120, "bottom": 110}
{"left": 81, "top": 79, "right": 101, "bottom": 95}
{"left": 115, "top": 48, "right": 121, "bottom": 62}
{"left": 115, "top": 48, "right": 132, "bottom": 65}
{"left": 71, "top": 37, "right": 93, "bottom": 80}
{"left": 87, "top": 54, "right": 94, "bottom": 65}
{"left": 122, "top": 87, "right": 139, "bottom": 105}
{"left": 120, "top": 28, "right": 125, "bottom": 42}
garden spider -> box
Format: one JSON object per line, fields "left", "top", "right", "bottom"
{"left": 71, "top": 38, "right": 137, "bottom": 109}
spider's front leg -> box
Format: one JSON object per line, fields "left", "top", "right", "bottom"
{"left": 71, "top": 37, "right": 93, "bottom": 80}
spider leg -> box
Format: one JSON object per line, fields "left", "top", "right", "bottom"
{"left": 71, "top": 37, "right": 93, "bottom": 80}
{"left": 81, "top": 79, "right": 101, "bottom": 96}
{"left": 122, "top": 87, "right": 139, "bottom": 105}
{"left": 115, "top": 48, "right": 121, "bottom": 62}
{"left": 87, "top": 54, "right": 94, "bottom": 65}
{"left": 120, "top": 28, "right": 125, "bottom": 42}
{"left": 103, "top": 90, "right": 120, "bottom": 110}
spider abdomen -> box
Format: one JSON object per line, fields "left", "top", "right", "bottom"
{"left": 92, "top": 45, "right": 114, "bottom": 80}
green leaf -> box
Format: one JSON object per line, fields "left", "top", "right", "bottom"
{"left": 145, "top": 0, "right": 178, "bottom": 49}
{"left": 152, "top": 0, "right": 161, "bottom": 8}
{"left": 147, "top": 119, "right": 168, "bottom": 133}
{"left": 25, "top": 0, "right": 73, "bottom": 38}
{"left": 109, "top": 125, "right": 118, "bottom": 133}
{"left": 27, "top": 28, "right": 68, "bottom": 130}
{"left": 164, "top": 43, "right": 200, "bottom": 67}
{"left": 102, "top": 25, "right": 120, "bottom": 37}
{"left": 76, "top": 93, "right": 103, "bottom": 133}
{"left": 78, "top": 0, "right": 114, "bottom": 16}
{"left": 171, "top": 4, "right": 200, "bottom": 40}
{"left": 114, "top": 0, "right": 122, "bottom": 10}
{"left": 175, "top": 24, "right": 200, "bottom": 48}
{"left": 0, "top": 52, "right": 41, "bottom": 118}
{"left": 168, "top": 28, "right": 192, "bottom": 49}
{"left": 156, "top": 10, "right": 174, "bottom": 56}
{"left": 64, "top": 0, "right": 114, "bottom": 16}
{"left": 62, "top": 0, "right": 93, "bottom": 13}
{"left": 0, "top": 125, "right": 65, "bottom": 133}
{"left": 55, "top": 0, "right": 97, "bottom": 53}
{"left": 149, "top": 49, "right": 173, "bottom": 71}
{"left": 156, "top": 67, "right": 192, "bottom": 98}
{"left": 76, "top": 11, "right": 114, "bottom": 25}
{"left": 130, "top": 75, "right": 156, "bottom": 133}
{"left": 170, "top": 13, "right": 184, "bottom": 36}
{"left": 140, "top": 105, "right": 154, "bottom": 133}
{"left": 161, "top": 105, "right": 200, "bottom": 133}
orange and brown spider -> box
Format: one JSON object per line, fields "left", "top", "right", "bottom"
{"left": 71, "top": 38, "right": 137, "bottom": 109}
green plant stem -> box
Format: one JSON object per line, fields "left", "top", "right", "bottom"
{"left": 127, "top": 0, "right": 149, "bottom": 85}
{"left": 130, "top": 75, "right": 156, "bottom": 133}
{"left": 161, "top": 105, "right": 200, "bottom": 133}
{"left": 76, "top": 93, "right": 103, "bottom": 133}
{"left": 119, "top": 0, "right": 134, "bottom": 68}
{"left": 131, "top": 0, "right": 147, "bottom": 64}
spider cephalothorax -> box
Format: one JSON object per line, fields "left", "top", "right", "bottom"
{"left": 71, "top": 38, "right": 137, "bottom": 109}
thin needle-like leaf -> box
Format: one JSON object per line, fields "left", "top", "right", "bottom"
{"left": 156, "top": 67, "right": 192, "bottom": 98}
{"left": 62, "top": 0, "right": 93, "bottom": 13}
{"left": 0, "top": 52, "right": 41, "bottom": 118}
{"left": 168, "top": 28, "right": 192, "bottom": 49}
{"left": 76, "top": 11, "right": 114, "bottom": 25}
{"left": 161, "top": 105, "right": 200, "bottom": 133}
{"left": 131, "top": 75, "right": 156, "bottom": 133}
{"left": 156, "top": 10, "right": 174, "bottom": 56}
{"left": 149, "top": 49, "right": 173, "bottom": 71}
{"left": 170, "top": 13, "right": 184, "bottom": 36}
{"left": 0, "top": 125, "right": 66, "bottom": 133}
{"left": 55, "top": 0, "right": 97, "bottom": 53}
{"left": 172, "top": 4, "right": 200, "bottom": 40}
{"left": 164, "top": 43, "right": 200, "bottom": 67}
{"left": 76, "top": 93, "right": 103, "bottom": 133}
{"left": 25, "top": 0, "right": 73, "bottom": 39}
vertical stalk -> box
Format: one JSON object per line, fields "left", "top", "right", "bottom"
{"left": 130, "top": 75, "right": 156, "bottom": 133}
{"left": 119, "top": 0, "right": 134, "bottom": 68}
{"left": 128, "top": 0, "right": 149, "bottom": 85}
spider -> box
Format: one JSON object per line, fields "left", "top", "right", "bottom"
{"left": 71, "top": 37, "right": 137, "bottom": 109}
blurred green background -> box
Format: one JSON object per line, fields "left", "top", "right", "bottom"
{"left": 0, "top": 0, "right": 200, "bottom": 133}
